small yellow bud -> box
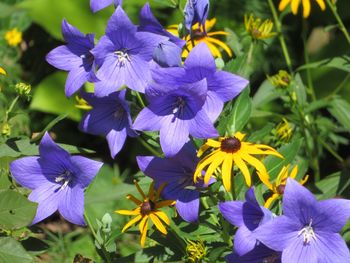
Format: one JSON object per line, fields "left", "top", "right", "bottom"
{"left": 275, "top": 118, "right": 294, "bottom": 143}
{"left": 75, "top": 96, "right": 92, "bottom": 110}
{"left": 1, "top": 122, "right": 11, "bottom": 136}
{"left": 5, "top": 28, "right": 22, "bottom": 47}
{"left": 186, "top": 239, "right": 207, "bottom": 263}
{"left": 244, "top": 14, "right": 276, "bottom": 40}
{"left": 0, "top": 67, "right": 6, "bottom": 76}
{"left": 15, "top": 82, "right": 31, "bottom": 97}
{"left": 268, "top": 70, "right": 292, "bottom": 88}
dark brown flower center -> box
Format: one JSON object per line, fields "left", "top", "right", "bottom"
{"left": 192, "top": 29, "right": 206, "bottom": 40}
{"left": 277, "top": 184, "right": 286, "bottom": 195}
{"left": 140, "top": 200, "right": 155, "bottom": 216}
{"left": 220, "top": 137, "right": 241, "bottom": 153}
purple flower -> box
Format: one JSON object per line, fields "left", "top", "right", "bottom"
{"left": 153, "top": 41, "right": 182, "bottom": 68}
{"left": 184, "top": 0, "right": 209, "bottom": 34}
{"left": 137, "top": 143, "right": 207, "bottom": 223}
{"left": 46, "top": 20, "right": 97, "bottom": 97}
{"left": 138, "top": 3, "right": 185, "bottom": 48}
{"left": 90, "top": 0, "right": 122, "bottom": 13}
{"left": 132, "top": 77, "right": 218, "bottom": 157}
{"left": 255, "top": 178, "right": 350, "bottom": 263}
{"left": 219, "top": 188, "right": 273, "bottom": 256}
{"left": 225, "top": 245, "right": 281, "bottom": 263}
{"left": 91, "top": 7, "right": 167, "bottom": 96}
{"left": 79, "top": 90, "right": 136, "bottom": 158}
{"left": 152, "top": 43, "right": 249, "bottom": 121}
{"left": 9, "top": 132, "right": 103, "bottom": 225}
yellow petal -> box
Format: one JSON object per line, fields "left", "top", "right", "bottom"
{"left": 0, "top": 67, "right": 6, "bottom": 76}
{"left": 291, "top": 0, "right": 301, "bottom": 15}
{"left": 264, "top": 193, "right": 280, "bottom": 208}
{"left": 257, "top": 171, "right": 274, "bottom": 190}
{"left": 148, "top": 181, "right": 155, "bottom": 198}
{"left": 121, "top": 214, "right": 142, "bottom": 233}
{"left": 207, "top": 31, "right": 230, "bottom": 37}
{"left": 279, "top": 0, "right": 292, "bottom": 11}
{"left": 134, "top": 180, "right": 146, "bottom": 199}
{"left": 139, "top": 215, "right": 148, "bottom": 233}
{"left": 127, "top": 194, "right": 142, "bottom": 205}
{"left": 140, "top": 218, "right": 148, "bottom": 247}
{"left": 242, "top": 144, "right": 282, "bottom": 158}
{"left": 194, "top": 149, "right": 221, "bottom": 179}
{"left": 234, "top": 132, "right": 246, "bottom": 141}
{"left": 233, "top": 154, "right": 251, "bottom": 186}
{"left": 155, "top": 183, "right": 166, "bottom": 200}
{"left": 302, "top": 0, "right": 311, "bottom": 18}
{"left": 315, "top": 0, "right": 326, "bottom": 10}
{"left": 116, "top": 208, "right": 141, "bottom": 215}
{"left": 299, "top": 174, "right": 309, "bottom": 185}
{"left": 206, "top": 37, "right": 233, "bottom": 57}
{"left": 155, "top": 200, "right": 176, "bottom": 209}
{"left": 241, "top": 153, "right": 271, "bottom": 187}
{"left": 204, "top": 152, "right": 225, "bottom": 184}
{"left": 221, "top": 153, "right": 233, "bottom": 192}
{"left": 150, "top": 213, "right": 167, "bottom": 235}
{"left": 204, "top": 40, "right": 222, "bottom": 58}
{"left": 153, "top": 210, "right": 170, "bottom": 225}
{"left": 289, "top": 165, "right": 298, "bottom": 179}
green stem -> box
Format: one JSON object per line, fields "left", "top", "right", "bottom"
{"left": 319, "top": 138, "right": 344, "bottom": 163}
{"left": 325, "top": 0, "right": 350, "bottom": 44}
{"left": 84, "top": 213, "right": 112, "bottom": 263}
{"left": 135, "top": 92, "right": 146, "bottom": 108}
{"left": 267, "top": 0, "right": 293, "bottom": 72}
{"left": 4, "top": 96, "right": 19, "bottom": 122}
{"left": 137, "top": 136, "right": 162, "bottom": 157}
{"left": 326, "top": 73, "right": 350, "bottom": 98}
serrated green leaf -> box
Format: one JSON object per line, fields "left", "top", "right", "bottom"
{"left": 328, "top": 97, "right": 350, "bottom": 133}
{"left": 0, "top": 237, "right": 33, "bottom": 263}
{"left": 0, "top": 190, "right": 37, "bottom": 230}
{"left": 30, "top": 72, "right": 81, "bottom": 121}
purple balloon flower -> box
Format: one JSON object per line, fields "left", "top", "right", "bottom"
{"left": 152, "top": 42, "right": 249, "bottom": 121}
{"left": 90, "top": 0, "right": 122, "bottom": 13}
{"left": 225, "top": 245, "right": 281, "bottom": 263}
{"left": 137, "top": 143, "right": 208, "bottom": 223}
{"left": 184, "top": 0, "right": 209, "bottom": 34}
{"left": 46, "top": 20, "right": 98, "bottom": 97}
{"left": 255, "top": 178, "right": 350, "bottom": 263}
{"left": 132, "top": 77, "right": 218, "bottom": 157}
{"left": 138, "top": 3, "right": 185, "bottom": 48}
{"left": 79, "top": 90, "right": 136, "bottom": 158}
{"left": 219, "top": 188, "right": 273, "bottom": 256}
{"left": 9, "top": 132, "right": 103, "bottom": 225}
{"left": 153, "top": 41, "right": 182, "bottom": 68}
{"left": 91, "top": 7, "right": 167, "bottom": 96}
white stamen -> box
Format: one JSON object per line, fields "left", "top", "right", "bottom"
{"left": 115, "top": 50, "right": 130, "bottom": 66}
{"left": 80, "top": 54, "right": 86, "bottom": 59}
{"left": 297, "top": 219, "right": 316, "bottom": 244}
{"left": 172, "top": 97, "right": 186, "bottom": 115}
{"left": 55, "top": 170, "right": 72, "bottom": 190}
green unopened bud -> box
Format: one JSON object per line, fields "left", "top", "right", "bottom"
{"left": 101, "top": 213, "right": 112, "bottom": 233}
{"left": 15, "top": 82, "right": 31, "bottom": 98}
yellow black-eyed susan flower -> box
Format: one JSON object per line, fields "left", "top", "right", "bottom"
{"left": 115, "top": 180, "right": 175, "bottom": 247}
{"left": 259, "top": 165, "right": 309, "bottom": 208}
{"left": 168, "top": 18, "right": 232, "bottom": 58}
{"left": 244, "top": 14, "right": 276, "bottom": 40}
{"left": 279, "top": 0, "right": 327, "bottom": 18}
{"left": 194, "top": 132, "right": 283, "bottom": 192}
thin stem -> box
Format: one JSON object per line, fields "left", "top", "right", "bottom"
{"left": 84, "top": 213, "right": 112, "bottom": 263}
{"left": 4, "top": 96, "right": 19, "bottom": 122}
{"left": 325, "top": 0, "right": 350, "bottom": 44}
{"left": 135, "top": 92, "right": 146, "bottom": 108}
{"left": 326, "top": 73, "right": 350, "bottom": 99}
{"left": 137, "top": 136, "right": 162, "bottom": 157}
{"left": 319, "top": 138, "right": 344, "bottom": 163}
{"left": 267, "top": 0, "right": 293, "bottom": 72}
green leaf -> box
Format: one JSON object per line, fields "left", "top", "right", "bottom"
{"left": 291, "top": 74, "right": 307, "bottom": 106}
{"left": 0, "top": 237, "right": 33, "bottom": 263}
{"left": 312, "top": 172, "right": 341, "bottom": 200}
{"left": 0, "top": 138, "right": 38, "bottom": 158}
{"left": 328, "top": 97, "right": 350, "bottom": 133}
{"left": 263, "top": 138, "right": 303, "bottom": 180}
{"left": 0, "top": 3, "right": 17, "bottom": 18}
{"left": 0, "top": 190, "right": 37, "bottom": 230}
{"left": 220, "top": 88, "right": 252, "bottom": 135}
{"left": 30, "top": 72, "right": 81, "bottom": 121}
{"left": 297, "top": 56, "right": 350, "bottom": 73}
{"left": 252, "top": 79, "right": 279, "bottom": 108}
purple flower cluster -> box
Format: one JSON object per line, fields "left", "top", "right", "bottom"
{"left": 46, "top": 3, "right": 248, "bottom": 159}
{"left": 219, "top": 179, "right": 350, "bottom": 263}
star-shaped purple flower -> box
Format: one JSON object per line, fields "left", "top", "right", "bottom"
{"left": 138, "top": 3, "right": 185, "bottom": 48}
{"left": 90, "top": 0, "right": 122, "bottom": 13}
{"left": 79, "top": 90, "right": 136, "bottom": 158}
{"left": 219, "top": 188, "right": 273, "bottom": 256}
{"left": 91, "top": 6, "right": 167, "bottom": 96}
{"left": 137, "top": 142, "right": 208, "bottom": 223}
{"left": 255, "top": 178, "right": 350, "bottom": 263}
{"left": 46, "top": 20, "right": 98, "bottom": 97}
{"left": 152, "top": 42, "right": 249, "bottom": 122}
{"left": 132, "top": 77, "right": 218, "bottom": 157}
{"left": 184, "top": 0, "right": 209, "bottom": 34}
{"left": 225, "top": 245, "right": 281, "bottom": 263}
{"left": 9, "top": 132, "right": 103, "bottom": 225}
